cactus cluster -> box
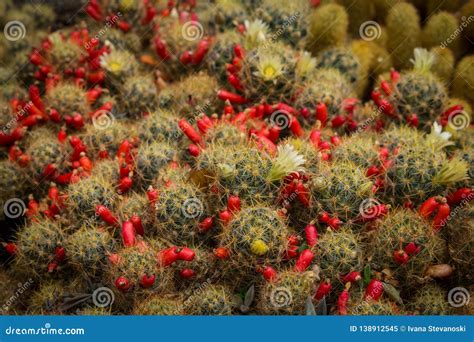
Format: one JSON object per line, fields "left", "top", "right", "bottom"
{"left": 0, "top": 0, "right": 472, "bottom": 317}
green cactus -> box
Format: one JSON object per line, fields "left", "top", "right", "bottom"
{"left": 134, "top": 141, "right": 176, "bottom": 189}
{"left": 157, "top": 72, "right": 219, "bottom": 117}
{"left": 65, "top": 226, "right": 115, "bottom": 278}
{"left": 99, "top": 48, "right": 139, "bottom": 83}
{"left": 315, "top": 227, "right": 363, "bottom": 285}
{"left": 348, "top": 297, "right": 402, "bottom": 315}
{"left": 21, "top": 3, "right": 56, "bottom": 29}
{"left": 133, "top": 295, "right": 184, "bottom": 315}
{"left": 101, "top": 28, "right": 142, "bottom": 53}
{"left": 258, "top": 270, "right": 316, "bottom": 315}
{"left": 373, "top": 0, "right": 405, "bottom": 23}
{"left": 452, "top": 56, "right": 474, "bottom": 107}
{"left": 120, "top": 74, "right": 158, "bottom": 118}
{"left": 138, "top": 109, "right": 183, "bottom": 144}
{"left": 0, "top": 160, "right": 30, "bottom": 219}
{"left": 390, "top": 48, "right": 448, "bottom": 128}
{"left": 46, "top": 82, "right": 90, "bottom": 117}
{"left": 339, "top": 0, "right": 375, "bottom": 36}
{"left": 66, "top": 173, "right": 117, "bottom": 223}
{"left": 154, "top": 180, "right": 207, "bottom": 244}
{"left": 201, "top": 0, "right": 247, "bottom": 33}
{"left": 80, "top": 120, "right": 132, "bottom": 157}
{"left": 117, "top": 191, "right": 154, "bottom": 228}
{"left": 238, "top": 42, "right": 297, "bottom": 103}
{"left": 221, "top": 206, "right": 289, "bottom": 269}
{"left": 184, "top": 284, "right": 233, "bottom": 315}
{"left": 295, "top": 68, "right": 353, "bottom": 123}
{"left": 422, "top": 12, "right": 461, "bottom": 57}
{"left": 254, "top": 0, "right": 310, "bottom": 48}
{"left": 386, "top": 3, "right": 421, "bottom": 70}
{"left": 15, "top": 219, "right": 65, "bottom": 275}
{"left": 430, "top": 47, "right": 454, "bottom": 84}
{"left": 106, "top": 240, "right": 172, "bottom": 300}
{"left": 369, "top": 208, "right": 445, "bottom": 288}
{"left": 332, "top": 134, "right": 380, "bottom": 170}
{"left": 409, "top": 283, "right": 449, "bottom": 315}
{"left": 311, "top": 161, "right": 374, "bottom": 222}
{"left": 24, "top": 128, "right": 69, "bottom": 178}
{"left": 447, "top": 203, "right": 473, "bottom": 283}
{"left": 48, "top": 33, "right": 84, "bottom": 71}
{"left": 307, "top": 3, "right": 348, "bottom": 53}
{"left": 460, "top": 1, "right": 474, "bottom": 42}
{"left": 206, "top": 30, "right": 242, "bottom": 84}
{"left": 317, "top": 47, "right": 361, "bottom": 88}
{"left": 27, "top": 281, "right": 68, "bottom": 315}
{"left": 383, "top": 131, "right": 469, "bottom": 204}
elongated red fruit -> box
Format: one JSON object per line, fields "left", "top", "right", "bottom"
{"left": 315, "top": 103, "right": 328, "bottom": 125}
{"left": 340, "top": 271, "right": 361, "bottom": 283}
{"left": 304, "top": 224, "right": 318, "bottom": 246}
{"left": 295, "top": 249, "right": 314, "bottom": 272}
{"left": 364, "top": 279, "right": 383, "bottom": 301}
{"left": 446, "top": 188, "right": 473, "bottom": 206}
{"left": 227, "top": 195, "right": 241, "bottom": 213}
{"left": 158, "top": 247, "right": 180, "bottom": 267}
{"left": 179, "top": 119, "right": 203, "bottom": 146}
{"left": 95, "top": 205, "right": 119, "bottom": 226}
{"left": 315, "top": 280, "right": 332, "bottom": 300}
{"left": 121, "top": 221, "right": 136, "bottom": 247}
{"left": 337, "top": 284, "right": 351, "bottom": 315}
{"left": 393, "top": 249, "right": 409, "bottom": 265}
{"left": 180, "top": 268, "right": 196, "bottom": 279}
{"left": 262, "top": 266, "right": 277, "bottom": 282}
{"left": 198, "top": 216, "right": 214, "bottom": 232}
{"left": 217, "top": 90, "right": 247, "bottom": 104}
{"left": 177, "top": 247, "right": 195, "bottom": 261}
{"left": 130, "top": 215, "right": 144, "bottom": 236}
{"left": 213, "top": 247, "right": 230, "bottom": 259}
{"left": 433, "top": 203, "right": 450, "bottom": 231}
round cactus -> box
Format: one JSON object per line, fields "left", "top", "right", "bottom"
{"left": 348, "top": 297, "right": 402, "bottom": 315}
{"left": 430, "top": 47, "right": 454, "bottom": 84}
{"left": 157, "top": 72, "right": 219, "bottom": 117}
{"left": 295, "top": 68, "right": 353, "bottom": 123}
{"left": 138, "top": 109, "right": 183, "bottom": 144}
{"left": 65, "top": 226, "right": 115, "bottom": 278}
{"left": 317, "top": 47, "right": 361, "bottom": 88}
{"left": 154, "top": 180, "right": 207, "bottom": 244}
{"left": 332, "top": 134, "right": 380, "bottom": 170}
{"left": 452, "top": 56, "right": 474, "bottom": 107}
{"left": 409, "top": 283, "right": 449, "bottom": 315}
{"left": 307, "top": 3, "right": 348, "bottom": 53}
{"left": 311, "top": 161, "right": 374, "bottom": 222}
{"left": 258, "top": 270, "right": 316, "bottom": 315}
{"left": 117, "top": 191, "right": 154, "bottom": 228}
{"left": 422, "top": 12, "right": 461, "bottom": 57}
{"left": 119, "top": 74, "right": 158, "bottom": 118}
{"left": 48, "top": 33, "right": 84, "bottom": 71}
{"left": 368, "top": 208, "right": 444, "bottom": 288}
{"left": 46, "top": 82, "right": 90, "bottom": 117}
{"left": 66, "top": 173, "right": 117, "bottom": 223}
{"left": 99, "top": 48, "right": 139, "bottom": 83}
{"left": 24, "top": 128, "right": 69, "bottom": 178}
{"left": 386, "top": 3, "right": 421, "bottom": 70}
{"left": 184, "top": 284, "right": 233, "bottom": 315}
{"left": 133, "top": 295, "right": 184, "bottom": 315}
{"left": 390, "top": 48, "right": 447, "bottom": 128}
{"left": 254, "top": 0, "right": 310, "bottom": 48}
{"left": 447, "top": 203, "right": 473, "bottom": 283}
{"left": 14, "top": 219, "right": 65, "bottom": 275}
{"left": 238, "top": 42, "right": 297, "bottom": 103}
{"left": 134, "top": 141, "right": 176, "bottom": 189}
{"left": 201, "top": 0, "right": 247, "bottom": 33}
{"left": 100, "top": 28, "right": 142, "bottom": 53}
{"left": 206, "top": 30, "right": 242, "bottom": 84}
{"left": 316, "top": 227, "right": 363, "bottom": 285}
{"left": 221, "top": 206, "right": 289, "bottom": 267}
{"left": 80, "top": 120, "right": 133, "bottom": 157}
{"left": 0, "top": 160, "right": 29, "bottom": 219}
